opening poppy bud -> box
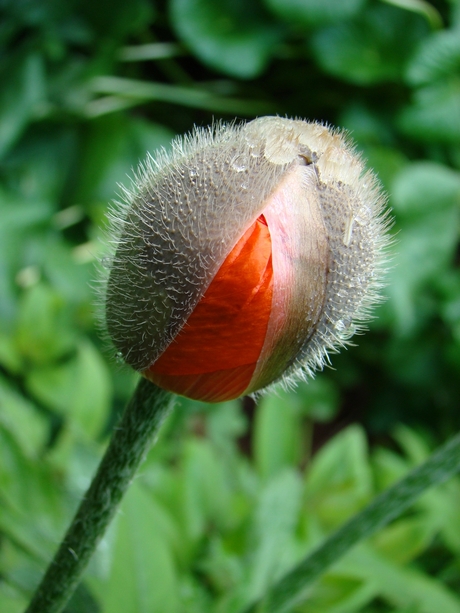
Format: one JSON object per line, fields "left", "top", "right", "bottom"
{"left": 102, "top": 117, "right": 391, "bottom": 402}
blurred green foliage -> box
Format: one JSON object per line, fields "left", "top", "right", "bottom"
{"left": 0, "top": 0, "right": 460, "bottom": 611}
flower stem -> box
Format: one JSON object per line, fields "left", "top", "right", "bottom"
{"left": 244, "top": 430, "right": 460, "bottom": 613}
{"left": 24, "top": 378, "right": 175, "bottom": 613}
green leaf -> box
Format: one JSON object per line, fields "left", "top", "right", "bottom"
{"left": 206, "top": 399, "right": 247, "bottom": 455}
{"left": 169, "top": 0, "right": 282, "bottom": 79}
{"left": 305, "top": 426, "right": 373, "bottom": 528}
{"left": 92, "top": 483, "right": 180, "bottom": 613}
{"left": 454, "top": 2, "right": 460, "bottom": 29}
{"left": 0, "top": 584, "right": 28, "bottom": 613}
{"left": 372, "top": 517, "right": 435, "bottom": 563}
{"left": 0, "top": 333, "right": 22, "bottom": 374}
{"left": 26, "top": 340, "right": 111, "bottom": 438}
{"left": 89, "top": 76, "right": 273, "bottom": 115}
{"left": 339, "top": 103, "right": 397, "bottom": 147}
{"left": 41, "top": 239, "right": 93, "bottom": 305}
{"left": 73, "top": 114, "right": 175, "bottom": 205}
{"left": 178, "top": 439, "right": 233, "bottom": 545}
{"left": 437, "top": 481, "right": 460, "bottom": 554}
{"left": 253, "top": 393, "right": 303, "bottom": 480}
{"left": 6, "top": 127, "right": 77, "bottom": 204}
{"left": 381, "top": 0, "right": 443, "bottom": 30}
{"left": 0, "top": 498, "right": 50, "bottom": 571}
{"left": 361, "top": 146, "right": 409, "bottom": 192}
{"left": 0, "top": 429, "right": 67, "bottom": 559}
{"left": 0, "top": 192, "right": 53, "bottom": 322}
{"left": 292, "top": 377, "right": 340, "bottom": 422}
{"left": 406, "top": 29, "right": 460, "bottom": 85}
{"left": 398, "top": 80, "right": 460, "bottom": 143}
{"left": 0, "top": 191, "right": 52, "bottom": 235}
{"left": 118, "top": 42, "right": 183, "bottom": 62}
{"left": 77, "top": 0, "right": 153, "bottom": 39}
{"left": 339, "top": 545, "right": 460, "bottom": 613}
{"left": 305, "top": 571, "right": 375, "bottom": 612}
{"left": 63, "top": 583, "right": 100, "bottom": 613}
{"left": 391, "top": 161, "right": 460, "bottom": 218}
{"left": 15, "top": 283, "right": 76, "bottom": 365}
{"left": 265, "top": 0, "right": 365, "bottom": 27}
{"left": 243, "top": 432, "right": 460, "bottom": 613}
{"left": 0, "top": 375, "right": 47, "bottom": 457}
{"left": 394, "top": 426, "right": 432, "bottom": 464}
{"left": 62, "top": 341, "right": 111, "bottom": 438}
{"left": 311, "top": 4, "right": 429, "bottom": 85}
{"left": 389, "top": 200, "right": 458, "bottom": 337}
{"left": 0, "top": 53, "right": 46, "bottom": 158}
{"left": 385, "top": 162, "right": 460, "bottom": 334}
{"left": 385, "top": 205, "right": 459, "bottom": 334}
{"left": 245, "top": 470, "right": 303, "bottom": 604}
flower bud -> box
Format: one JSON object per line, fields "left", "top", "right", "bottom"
{"left": 102, "top": 117, "right": 390, "bottom": 402}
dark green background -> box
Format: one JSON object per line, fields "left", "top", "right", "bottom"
{"left": 1, "top": 0, "right": 460, "bottom": 611}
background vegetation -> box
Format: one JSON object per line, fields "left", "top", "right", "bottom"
{"left": 1, "top": 0, "right": 460, "bottom": 611}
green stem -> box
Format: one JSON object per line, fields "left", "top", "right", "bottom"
{"left": 25, "top": 378, "right": 174, "bottom": 613}
{"left": 244, "top": 430, "right": 460, "bottom": 613}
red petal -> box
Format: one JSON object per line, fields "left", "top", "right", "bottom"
{"left": 144, "top": 215, "right": 273, "bottom": 402}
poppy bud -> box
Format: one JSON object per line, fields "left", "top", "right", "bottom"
{"left": 102, "top": 117, "right": 390, "bottom": 402}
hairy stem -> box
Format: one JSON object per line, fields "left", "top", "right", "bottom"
{"left": 244, "top": 430, "right": 460, "bottom": 613}
{"left": 25, "top": 378, "right": 174, "bottom": 613}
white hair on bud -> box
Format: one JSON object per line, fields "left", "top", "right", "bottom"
{"left": 99, "top": 116, "right": 391, "bottom": 394}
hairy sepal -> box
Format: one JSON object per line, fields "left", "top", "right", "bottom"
{"left": 102, "top": 117, "right": 391, "bottom": 395}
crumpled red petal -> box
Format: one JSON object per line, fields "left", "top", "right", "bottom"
{"left": 144, "top": 215, "right": 273, "bottom": 402}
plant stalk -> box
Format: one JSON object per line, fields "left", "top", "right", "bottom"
{"left": 25, "top": 378, "right": 174, "bottom": 613}
{"left": 244, "top": 430, "right": 460, "bottom": 613}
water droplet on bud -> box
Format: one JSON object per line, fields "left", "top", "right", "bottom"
{"left": 231, "top": 155, "right": 247, "bottom": 173}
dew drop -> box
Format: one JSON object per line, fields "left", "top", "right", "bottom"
{"left": 246, "top": 140, "right": 261, "bottom": 158}
{"left": 230, "top": 155, "right": 247, "bottom": 173}
{"left": 355, "top": 205, "right": 371, "bottom": 226}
